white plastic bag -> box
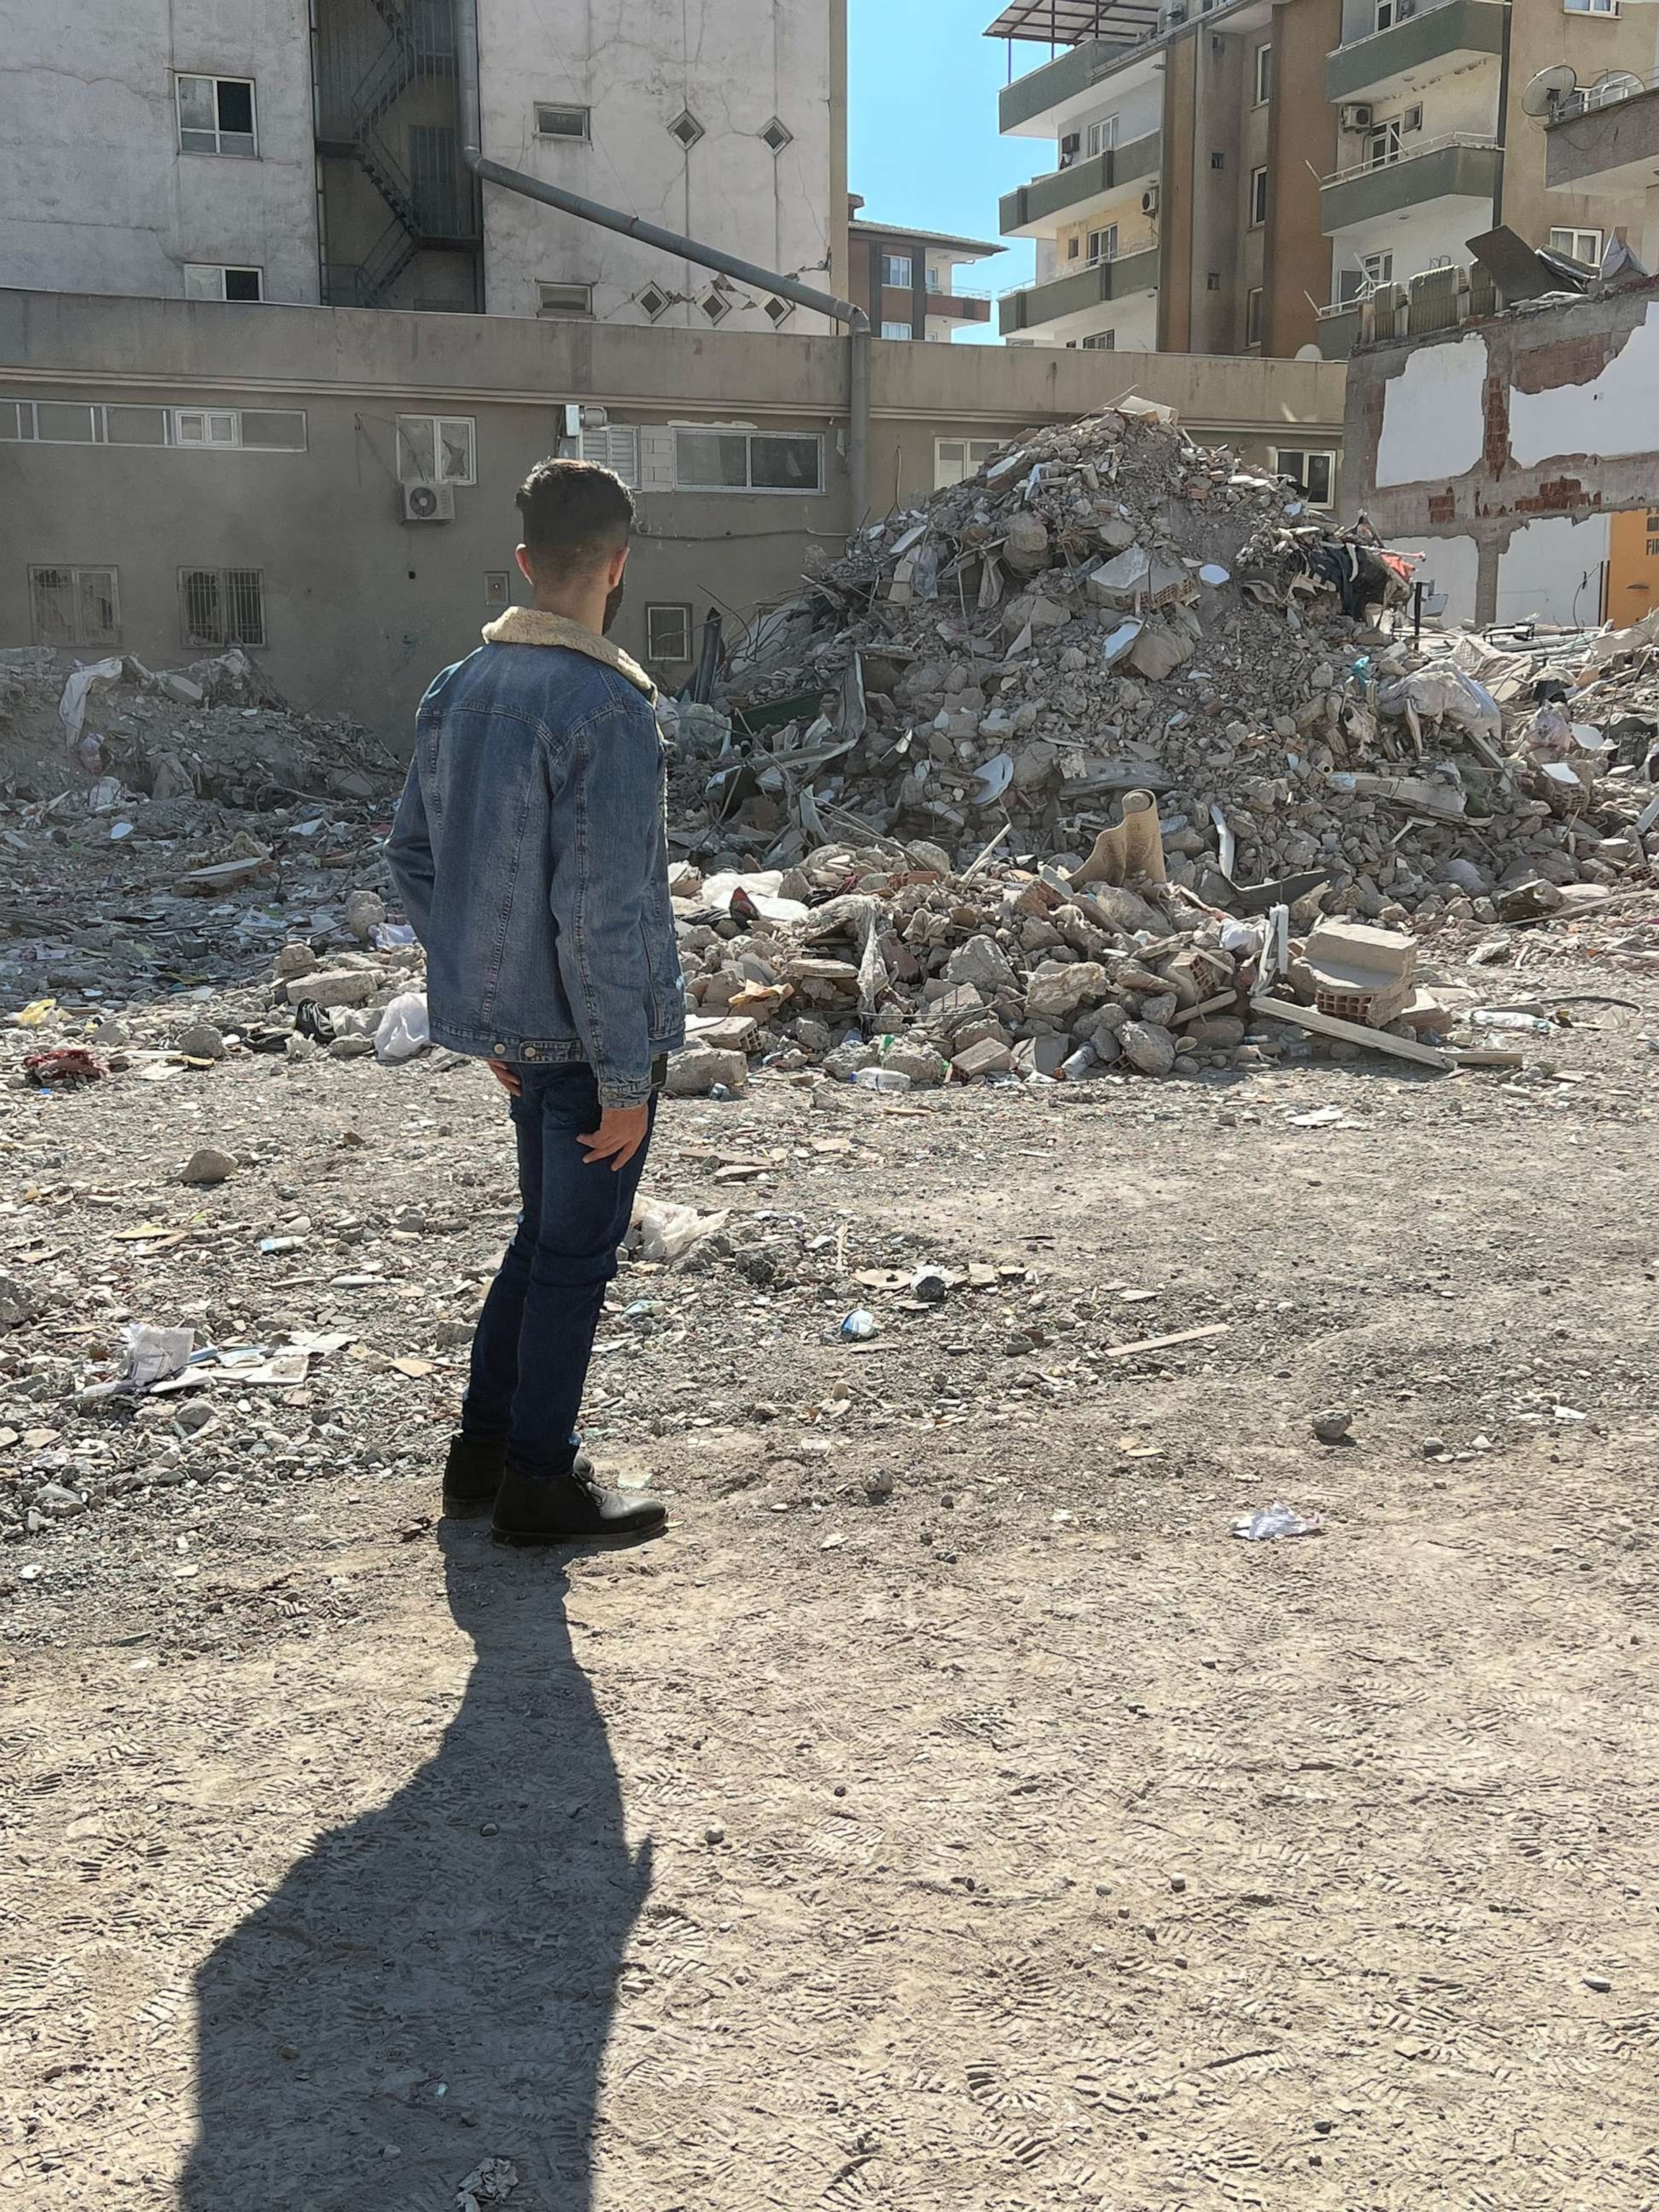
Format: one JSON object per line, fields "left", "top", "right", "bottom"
{"left": 374, "top": 990, "right": 430, "bottom": 1064}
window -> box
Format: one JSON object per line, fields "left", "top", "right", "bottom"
{"left": 881, "top": 320, "right": 914, "bottom": 339}
{"left": 1206, "top": 271, "right": 1221, "bottom": 290}
{"left": 484, "top": 571, "right": 513, "bottom": 609}
{"left": 29, "top": 566, "right": 120, "bottom": 649}
{"left": 173, "top": 408, "right": 240, "bottom": 446}
{"left": 699, "top": 289, "right": 731, "bottom": 323}
{"left": 237, "top": 410, "right": 307, "bottom": 450}
{"left": 1367, "top": 121, "right": 1403, "bottom": 168}
{"left": 1254, "top": 42, "right": 1272, "bottom": 103}
{"left": 646, "top": 604, "right": 693, "bottom": 662}
{"left": 1273, "top": 449, "right": 1336, "bottom": 508}
{"left": 1082, "top": 330, "right": 1116, "bottom": 349}
{"left": 638, "top": 283, "right": 671, "bottom": 320}
{"left": 397, "top": 414, "right": 475, "bottom": 485}
{"left": 176, "top": 75, "right": 256, "bottom": 158}
{"left": 1374, "top": 0, "right": 1397, "bottom": 25}
{"left": 180, "top": 567, "right": 266, "bottom": 648}
{"left": 764, "top": 296, "right": 793, "bottom": 325}
{"left": 668, "top": 109, "right": 705, "bottom": 148}
{"left": 881, "top": 252, "right": 914, "bottom": 288}
{"left": 536, "top": 280, "right": 593, "bottom": 318}
{"left": 1067, "top": 235, "right": 1081, "bottom": 260}
{"left": 1246, "top": 286, "right": 1263, "bottom": 344}
{"left": 1339, "top": 250, "right": 1393, "bottom": 302}
{"left": 534, "top": 103, "right": 589, "bottom": 139}
{"left": 184, "top": 263, "right": 263, "bottom": 302}
{"left": 673, "top": 427, "right": 822, "bottom": 493}
{"left": 935, "top": 437, "right": 1005, "bottom": 488}
{"left": 1084, "top": 114, "right": 1119, "bottom": 156}
{"left": 760, "top": 117, "right": 793, "bottom": 152}
{"left": 580, "top": 423, "right": 641, "bottom": 487}
{"left": 1210, "top": 150, "right": 1227, "bottom": 170}
{"left": 1087, "top": 224, "right": 1118, "bottom": 264}
{"left": 1550, "top": 227, "right": 1603, "bottom": 268}
{"left": 1564, "top": 0, "right": 1619, "bottom": 12}
{"left": 1250, "top": 166, "right": 1268, "bottom": 226}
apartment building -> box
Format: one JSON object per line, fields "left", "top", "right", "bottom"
{"left": 991, "top": 0, "right": 1657, "bottom": 363}
{"left": 845, "top": 203, "right": 1003, "bottom": 342}
{"left": 991, "top": 0, "right": 1341, "bottom": 358}
{"left": 0, "top": 0, "right": 847, "bottom": 330}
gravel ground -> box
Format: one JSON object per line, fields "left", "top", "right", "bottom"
{"left": 3, "top": 923, "right": 1658, "bottom": 2211}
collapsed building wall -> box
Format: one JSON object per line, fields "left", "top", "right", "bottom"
{"left": 1343, "top": 279, "right": 1659, "bottom": 631}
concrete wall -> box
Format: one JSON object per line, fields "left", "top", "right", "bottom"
{"left": 0, "top": 0, "right": 320, "bottom": 304}
{"left": 0, "top": 289, "right": 1345, "bottom": 744}
{"left": 1344, "top": 276, "right": 1659, "bottom": 623}
{"left": 475, "top": 0, "right": 840, "bottom": 333}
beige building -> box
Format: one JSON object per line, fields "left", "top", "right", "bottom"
{"left": 990, "top": 0, "right": 1658, "bottom": 365}
{"left": 1, "top": 289, "right": 1344, "bottom": 743}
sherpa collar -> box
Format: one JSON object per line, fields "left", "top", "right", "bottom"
{"left": 482, "top": 606, "right": 657, "bottom": 701}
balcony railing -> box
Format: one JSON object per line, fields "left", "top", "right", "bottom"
{"left": 1318, "top": 128, "right": 1501, "bottom": 189}
{"left": 1324, "top": 0, "right": 1506, "bottom": 105}
{"left": 1319, "top": 131, "right": 1501, "bottom": 233}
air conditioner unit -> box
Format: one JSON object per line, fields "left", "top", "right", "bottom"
{"left": 1141, "top": 185, "right": 1161, "bottom": 216}
{"left": 402, "top": 481, "right": 454, "bottom": 523}
{"left": 1339, "top": 102, "right": 1374, "bottom": 132}
{"left": 1397, "top": 0, "right": 1417, "bottom": 16}
{"left": 1403, "top": 103, "right": 1423, "bottom": 132}
{"left": 1059, "top": 132, "right": 1081, "bottom": 168}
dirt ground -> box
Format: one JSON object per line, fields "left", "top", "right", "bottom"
{"left": 4, "top": 932, "right": 1659, "bottom": 2211}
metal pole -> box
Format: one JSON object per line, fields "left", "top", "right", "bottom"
{"left": 452, "top": 0, "right": 871, "bottom": 525}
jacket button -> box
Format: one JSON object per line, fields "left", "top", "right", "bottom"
{"left": 493, "top": 1043, "right": 506, "bottom": 1055}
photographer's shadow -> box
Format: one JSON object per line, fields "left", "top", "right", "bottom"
{"left": 181, "top": 1524, "right": 649, "bottom": 2211}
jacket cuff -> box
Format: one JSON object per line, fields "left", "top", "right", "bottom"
{"left": 597, "top": 1075, "right": 657, "bottom": 1109}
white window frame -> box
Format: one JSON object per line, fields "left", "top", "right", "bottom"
{"left": 670, "top": 426, "right": 824, "bottom": 495}
{"left": 536, "top": 280, "right": 594, "bottom": 318}
{"left": 881, "top": 252, "right": 913, "bottom": 288}
{"left": 29, "top": 565, "right": 121, "bottom": 649}
{"left": 645, "top": 603, "right": 694, "bottom": 662}
{"left": 1249, "top": 165, "right": 1268, "bottom": 226}
{"left": 1374, "top": 0, "right": 1397, "bottom": 27}
{"left": 881, "top": 319, "right": 914, "bottom": 340}
{"left": 1084, "top": 114, "right": 1120, "bottom": 156}
{"left": 1367, "top": 121, "right": 1403, "bottom": 168}
{"left": 579, "top": 423, "right": 641, "bottom": 487}
{"left": 184, "top": 263, "right": 264, "bottom": 302}
{"left": 1254, "top": 43, "right": 1272, "bottom": 103}
{"left": 179, "top": 566, "right": 266, "bottom": 649}
{"left": 534, "top": 102, "right": 590, "bottom": 140}
{"left": 1550, "top": 227, "right": 1603, "bottom": 267}
{"left": 1564, "top": 0, "right": 1619, "bottom": 14}
{"left": 1087, "top": 223, "right": 1118, "bottom": 265}
{"left": 173, "top": 408, "right": 241, "bottom": 447}
{"left": 1272, "top": 447, "right": 1336, "bottom": 508}
{"left": 396, "top": 413, "right": 476, "bottom": 487}
{"left": 1246, "top": 286, "right": 1263, "bottom": 344}
{"left": 934, "top": 436, "right": 1005, "bottom": 489}
{"left": 174, "top": 73, "right": 257, "bottom": 158}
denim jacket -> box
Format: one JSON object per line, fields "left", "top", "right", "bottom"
{"left": 386, "top": 608, "right": 685, "bottom": 1107}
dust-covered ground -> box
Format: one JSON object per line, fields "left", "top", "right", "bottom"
{"left": 4, "top": 932, "right": 1659, "bottom": 2212}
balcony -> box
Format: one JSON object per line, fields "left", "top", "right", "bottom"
{"left": 1546, "top": 78, "right": 1659, "bottom": 199}
{"left": 999, "top": 130, "right": 1161, "bottom": 236}
{"left": 1320, "top": 133, "right": 1501, "bottom": 233}
{"left": 999, "top": 245, "right": 1159, "bottom": 335}
{"left": 1326, "top": 0, "right": 1507, "bottom": 105}
{"left": 999, "top": 37, "right": 1146, "bottom": 135}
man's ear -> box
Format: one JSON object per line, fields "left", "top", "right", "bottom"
{"left": 607, "top": 544, "right": 630, "bottom": 590}
{"left": 513, "top": 544, "right": 534, "bottom": 585}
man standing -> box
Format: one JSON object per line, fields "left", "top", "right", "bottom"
{"left": 387, "top": 459, "right": 683, "bottom": 1545}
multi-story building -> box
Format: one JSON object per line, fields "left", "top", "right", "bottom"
{"left": 990, "top": 0, "right": 1657, "bottom": 363}
{"left": 989, "top": 0, "right": 1341, "bottom": 359}
{"left": 0, "top": 0, "right": 848, "bottom": 331}
{"left": 1315, "top": 0, "right": 1654, "bottom": 355}
{"left": 845, "top": 202, "right": 1003, "bottom": 342}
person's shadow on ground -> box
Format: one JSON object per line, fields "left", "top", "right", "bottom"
{"left": 180, "top": 1523, "right": 649, "bottom": 2211}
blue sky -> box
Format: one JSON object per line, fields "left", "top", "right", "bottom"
{"left": 848, "top": 0, "right": 1040, "bottom": 339}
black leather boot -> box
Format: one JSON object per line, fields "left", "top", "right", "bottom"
{"left": 441, "top": 1435, "right": 506, "bottom": 1518}
{"left": 491, "top": 1462, "right": 667, "bottom": 1547}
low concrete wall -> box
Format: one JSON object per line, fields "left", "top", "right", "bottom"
{"left": 1343, "top": 278, "right": 1659, "bottom": 625}
{"left": 1, "top": 289, "right": 1344, "bottom": 745}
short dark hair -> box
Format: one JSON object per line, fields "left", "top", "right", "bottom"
{"left": 516, "top": 457, "right": 634, "bottom": 577}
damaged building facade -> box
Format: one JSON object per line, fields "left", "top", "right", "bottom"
{"left": 1344, "top": 274, "right": 1659, "bottom": 629}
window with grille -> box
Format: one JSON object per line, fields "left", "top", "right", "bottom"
{"left": 1272, "top": 449, "right": 1336, "bottom": 508}
{"left": 180, "top": 567, "right": 266, "bottom": 648}
{"left": 176, "top": 75, "right": 256, "bottom": 157}
{"left": 534, "top": 104, "right": 590, "bottom": 139}
{"left": 29, "top": 566, "right": 120, "bottom": 649}
{"left": 184, "top": 264, "right": 263, "bottom": 302}
{"left": 580, "top": 423, "right": 641, "bottom": 488}
{"left": 646, "top": 604, "right": 693, "bottom": 661}
{"left": 672, "top": 428, "right": 822, "bottom": 493}
{"left": 397, "top": 414, "right": 475, "bottom": 485}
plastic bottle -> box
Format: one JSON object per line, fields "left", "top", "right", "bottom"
{"left": 853, "top": 1066, "right": 911, "bottom": 1092}
{"left": 1470, "top": 1010, "right": 1552, "bottom": 1035}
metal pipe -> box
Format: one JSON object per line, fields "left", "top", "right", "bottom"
{"left": 452, "top": 0, "right": 871, "bottom": 525}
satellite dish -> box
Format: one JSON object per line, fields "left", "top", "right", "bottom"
{"left": 1521, "top": 63, "right": 1578, "bottom": 118}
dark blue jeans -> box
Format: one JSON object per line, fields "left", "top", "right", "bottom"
{"left": 461, "top": 1064, "right": 656, "bottom": 1480}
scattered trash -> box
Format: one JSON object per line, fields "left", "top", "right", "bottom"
{"left": 22, "top": 1046, "right": 104, "bottom": 1089}
{"left": 1232, "top": 1502, "right": 1325, "bottom": 1541}
{"left": 455, "top": 2159, "right": 521, "bottom": 2211}
{"left": 626, "top": 1196, "right": 730, "bottom": 1267}
{"left": 839, "top": 1309, "right": 878, "bottom": 1341}
{"left": 374, "top": 990, "right": 431, "bottom": 1064}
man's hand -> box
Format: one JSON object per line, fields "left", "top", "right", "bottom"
{"left": 487, "top": 1058, "right": 522, "bottom": 1098}
{"left": 580, "top": 1104, "right": 649, "bottom": 1172}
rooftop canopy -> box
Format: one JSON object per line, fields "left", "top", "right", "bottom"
{"left": 983, "top": 0, "right": 1161, "bottom": 44}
